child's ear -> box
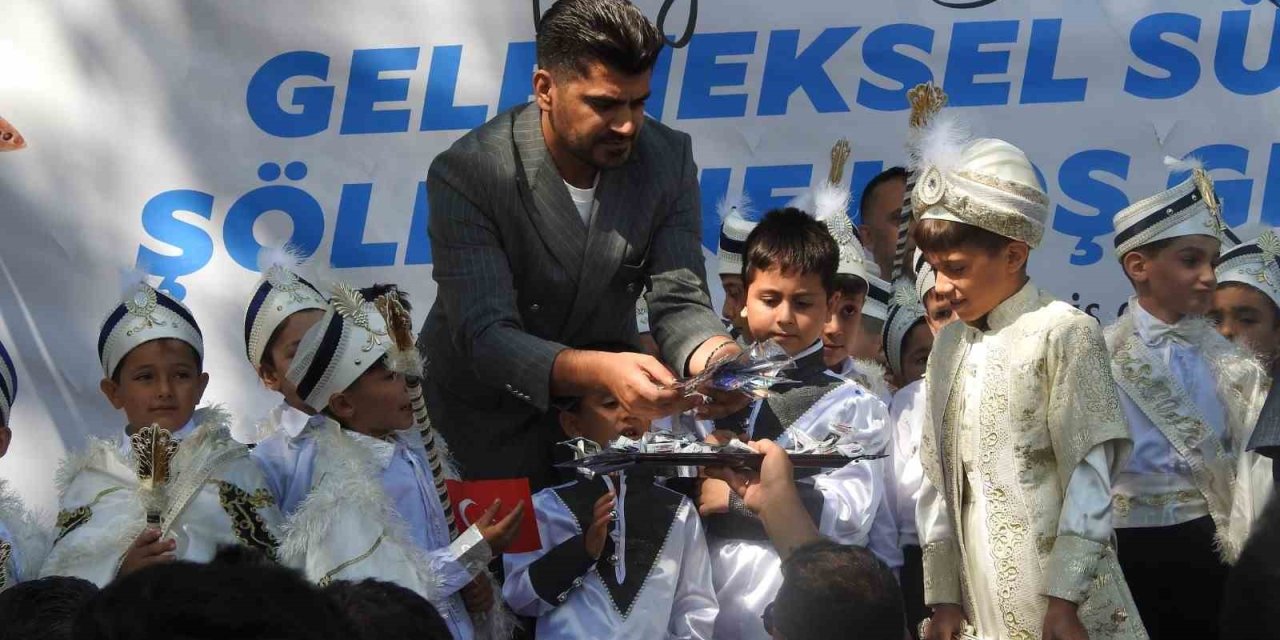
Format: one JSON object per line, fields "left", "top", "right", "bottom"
{"left": 99, "top": 378, "right": 125, "bottom": 410}
{"left": 1122, "top": 251, "right": 1148, "bottom": 283}
{"left": 328, "top": 392, "right": 355, "bottom": 420}
{"left": 258, "top": 361, "right": 283, "bottom": 392}
{"left": 1005, "top": 242, "right": 1030, "bottom": 274}
{"left": 0, "top": 425, "right": 10, "bottom": 458}
{"left": 559, "top": 410, "right": 582, "bottom": 439}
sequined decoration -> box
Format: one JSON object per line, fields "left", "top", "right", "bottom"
{"left": 828, "top": 139, "right": 850, "bottom": 186}
{"left": 331, "top": 282, "right": 387, "bottom": 352}
{"left": 266, "top": 265, "right": 312, "bottom": 305}
{"left": 216, "top": 481, "right": 281, "bottom": 560}
{"left": 1193, "top": 168, "right": 1228, "bottom": 238}
{"left": 55, "top": 506, "right": 92, "bottom": 544}
{"left": 123, "top": 285, "right": 167, "bottom": 336}
{"left": 916, "top": 166, "right": 946, "bottom": 208}
{"left": 907, "top": 82, "right": 948, "bottom": 129}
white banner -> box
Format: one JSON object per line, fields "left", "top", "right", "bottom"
{"left": 3, "top": 0, "right": 1278, "bottom": 509}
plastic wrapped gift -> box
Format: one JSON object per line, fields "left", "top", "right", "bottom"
{"left": 664, "top": 339, "right": 797, "bottom": 399}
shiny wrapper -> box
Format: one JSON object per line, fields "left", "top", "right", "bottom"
{"left": 665, "top": 339, "right": 797, "bottom": 398}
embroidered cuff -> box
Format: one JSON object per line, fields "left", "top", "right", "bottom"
{"left": 451, "top": 525, "right": 492, "bottom": 578}
{"left": 1043, "top": 534, "right": 1108, "bottom": 604}
{"left": 922, "top": 539, "right": 963, "bottom": 606}
{"left": 527, "top": 534, "right": 596, "bottom": 607}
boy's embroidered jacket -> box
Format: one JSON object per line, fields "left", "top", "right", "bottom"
{"left": 41, "top": 407, "right": 284, "bottom": 586}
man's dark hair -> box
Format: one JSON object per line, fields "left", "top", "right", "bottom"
{"left": 360, "top": 283, "right": 412, "bottom": 312}
{"left": 0, "top": 576, "right": 98, "bottom": 640}
{"left": 72, "top": 559, "right": 352, "bottom": 640}
{"left": 912, "top": 217, "right": 1016, "bottom": 255}
{"left": 858, "top": 166, "right": 908, "bottom": 222}
{"left": 323, "top": 579, "right": 452, "bottom": 640}
{"left": 1221, "top": 494, "right": 1280, "bottom": 638}
{"left": 743, "top": 207, "right": 839, "bottom": 295}
{"left": 536, "top": 0, "right": 663, "bottom": 77}
{"left": 833, "top": 274, "right": 869, "bottom": 300}
{"left": 772, "top": 540, "right": 905, "bottom": 640}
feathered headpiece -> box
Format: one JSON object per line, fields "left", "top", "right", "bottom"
{"left": 1112, "top": 155, "right": 1240, "bottom": 259}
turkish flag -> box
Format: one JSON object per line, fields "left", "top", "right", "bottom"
{"left": 445, "top": 478, "right": 542, "bottom": 554}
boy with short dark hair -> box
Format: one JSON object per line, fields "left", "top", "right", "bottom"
{"left": 0, "top": 575, "right": 97, "bottom": 640}
{"left": 911, "top": 124, "right": 1143, "bottom": 640}
{"left": 259, "top": 282, "right": 521, "bottom": 640}
{"left": 503, "top": 341, "right": 717, "bottom": 638}
{"left": 242, "top": 248, "right": 329, "bottom": 444}
{"left": 0, "top": 338, "right": 52, "bottom": 594}
{"left": 42, "top": 279, "right": 284, "bottom": 586}
{"left": 1212, "top": 229, "right": 1280, "bottom": 374}
{"left": 1106, "top": 161, "right": 1267, "bottom": 638}
{"left": 700, "top": 207, "right": 899, "bottom": 640}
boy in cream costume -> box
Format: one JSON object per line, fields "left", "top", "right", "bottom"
{"left": 1106, "top": 162, "right": 1267, "bottom": 638}
{"left": 42, "top": 279, "right": 284, "bottom": 586}
{"left": 258, "top": 283, "right": 519, "bottom": 640}
{"left": 0, "top": 339, "right": 52, "bottom": 592}
{"left": 912, "top": 118, "right": 1144, "bottom": 640}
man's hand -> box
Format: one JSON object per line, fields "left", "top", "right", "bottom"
{"left": 688, "top": 339, "right": 753, "bottom": 420}
{"left": 474, "top": 499, "right": 524, "bottom": 555}
{"left": 117, "top": 527, "right": 176, "bottom": 577}
{"left": 553, "top": 350, "right": 697, "bottom": 419}
{"left": 705, "top": 440, "right": 818, "bottom": 559}
{"left": 584, "top": 491, "right": 615, "bottom": 560}
{"left": 697, "top": 478, "right": 732, "bottom": 516}
{"left": 1042, "top": 597, "right": 1088, "bottom": 640}
{"left": 461, "top": 575, "right": 494, "bottom": 614}
{"left": 705, "top": 429, "right": 745, "bottom": 446}
{"left": 924, "top": 604, "right": 969, "bottom": 640}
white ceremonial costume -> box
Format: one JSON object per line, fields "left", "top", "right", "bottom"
{"left": 839, "top": 357, "right": 893, "bottom": 406}
{"left": 890, "top": 378, "right": 926, "bottom": 550}
{"left": 503, "top": 473, "right": 717, "bottom": 639}
{"left": 0, "top": 480, "right": 51, "bottom": 593}
{"left": 1105, "top": 302, "right": 1266, "bottom": 556}
{"left": 264, "top": 281, "right": 513, "bottom": 640}
{"left": 910, "top": 120, "right": 1144, "bottom": 639}
{"left": 41, "top": 408, "right": 285, "bottom": 586}
{"left": 705, "top": 340, "right": 900, "bottom": 640}
{"left": 915, "top": 284, "right": 1146, "bottom": 640}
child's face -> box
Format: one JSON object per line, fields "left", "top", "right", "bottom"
{"left": 922, "top": 289, "right": 958, "bottom": 335}
{"left": 821, "top": 290, "right": 864, "bottom": 368}
{"left": 100, "top": 339, "right": 208, "bottom": 432}
{"left": 559, "top": 390, "right": 650, "bottom": 447}
{"left": 1211, "top": 284, "right": 1280, "bottom": 364}
{"left": 850, "top": 316, "right": 883, "bottom": 362}
{"left": 330, "top": 362, "right": 413, "bottom": 439}
{"left": 745, "top": 267, "right": 832, "bottom": 356}
{"left": 899, "top": 321, "right": 934, "bottom": 385}
{"left": 259, "top": 309, "right": 325, "bottom": 413}
{"left": 1126, "top": 235, "right": 1220, "bottom": 318}
{"left": 721, "top": 274, "right": 749, "bottom": 337}
{"left": 926, "top": 244, "right": 1025, "bottom": 325}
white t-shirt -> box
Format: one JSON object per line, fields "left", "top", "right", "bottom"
{"left": 565, "top": 179, "right": 596, "bottom": 226}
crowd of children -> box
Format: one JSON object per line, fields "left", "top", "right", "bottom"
{"left": 3, "top": 103, "right": 1280, "bottom": 640}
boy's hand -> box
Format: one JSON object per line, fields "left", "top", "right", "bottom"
{"left": 924, "top": 604, "right": 969, "bottom": 640}
{"left": 584, "top": 491, "right": 616, "bottom": 560}
{"left": 461, "top": 575, "right": 494, "bottom": 614}
{"left": 697, "top": 477, "right": 732, "bottom": 516}
{"left": 474, "top": 499, "right": 524, "bottom": 555}
{"left": 1042, "top": 597, "right": 1088, "bottom": 640}
{"left": 705, "top": 429, "right": 745, "bottom": 446}
{"left": 117, "top": 527, "right": 176, "bottom": 577}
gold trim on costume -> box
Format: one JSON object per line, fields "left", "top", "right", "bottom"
{"left": 319, "top": 534, "right": 385, "bottom": 587}
{"left": 54, "top": 486, "right": 125, "bottom": 544}
{"left": 214, "top": 481, "right": 281, "bottom": 560}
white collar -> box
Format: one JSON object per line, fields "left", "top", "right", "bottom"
{"left": 1130, "top": 297, "right": 1195, "bottom": 348}
{"left": 277, "top": 403, "right": 316, "bottom": 439}
{"left": 794, "top": 340, "right": 824, "bottom": 360}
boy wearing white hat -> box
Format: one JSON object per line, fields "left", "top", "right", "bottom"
{"left": 0, "top": 339, "right": 52, "bottom": 592}
{"left": 717, "top": 195, "right": 757, "bottom": 344}
{"left": 41, "top": 279, "right": 284, "bottom": 586}
{"left": 912, "top": 117, "right": 1143, "bottom": 640}
{"left": 259, "top": 282, "right": 522, "bottom": 640}
{"left": 1106, "top": 160, "right": 1267, "bottom": 639}
{"left": 242, "top": 247, "right": 329, "bottom": 444}
{"left": 1212, "top": 229, "right": 1280, "bottom": 373}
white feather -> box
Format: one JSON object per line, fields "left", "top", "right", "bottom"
{"left": 1163, "top": 155, "right": 1204, "bottom": 175}
{"left": 257, "top": 243, "right": 306, "bottom": 274}
{"left": 117, "top": 267, "right": 151, "bottom": 303}
{"left": 910, "top": 111, "right": 969, "bottom": 174}
{"left": 786, "top": 190, "right": 814, "bottom": 215}
{"left": 716, "top": 192, "right": 755, "bottom": 223}
{"left": 812, "top": 182, "right": 852, "bottom": 223}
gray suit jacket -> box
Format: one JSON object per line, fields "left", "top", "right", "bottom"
{"left": 419, "top": 103, "right": 725, "bottom": 482}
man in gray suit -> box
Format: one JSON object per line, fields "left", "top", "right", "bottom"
{"left": 419, "top": 0, "right": 742, "bottom": 488}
